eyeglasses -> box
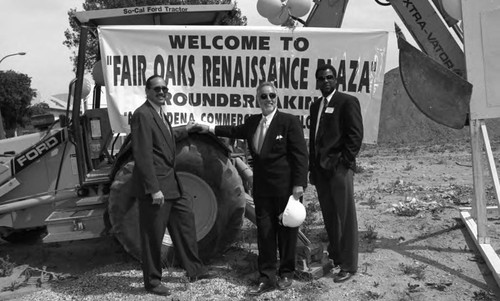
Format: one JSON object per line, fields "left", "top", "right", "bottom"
{"left": 260, "top": 93, "right": 277, "bottom": 100}
{"left": 152, "top": 86, "right": 169, "bottom": 93}
{"left": 316, "top": 75, "right": 335, "bottom": 81}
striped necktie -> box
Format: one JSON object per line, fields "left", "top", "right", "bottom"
{"left": 255, "top": 117, "right": 267, "bottom": 154}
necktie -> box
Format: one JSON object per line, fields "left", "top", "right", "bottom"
{"left": 315, "top": 98, "right": 327, "bottom": 157}
{"left": 160, "top": 111, "right": 172, "bottom": 137}
{"left": 255, "top": 117, "right": 267, "bottom": 154}
{"left": 315, "top": 97, "right": 328, "bottom": 137}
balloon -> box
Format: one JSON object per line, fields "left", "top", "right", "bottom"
{"left": 268, "top": 8, "right": 290, "bottom": 25}
{"left": 257, "top": 0, "right": 284, "bottom": 19}
{"left": 442, "top": 0, "right": 462, "bottom": 21}
{"left": 82, "top": 78, "right": 92, "bottom": 99}
{"left": 70, "top": 77, "right": 92, "bottom": 99}
{"left": 287, "top": 0, "right": 312, "bottom": 18}
{"left": 92, "top": 60, "right": 105, "bottom": 86}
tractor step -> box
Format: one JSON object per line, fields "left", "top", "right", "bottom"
{"left": 75, "top": 195, "right": 106, "bottom": 207}
{"left": 42, "top": 207, "right": 106, "bottom": 243}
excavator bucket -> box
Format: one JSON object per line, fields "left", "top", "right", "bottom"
{"left": 398, "top": 38, "right": 472, "bottom": 129}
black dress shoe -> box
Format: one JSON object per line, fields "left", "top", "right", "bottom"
{"left": 333, "top": 270, "right": 354, "bottom": 283}
{"left": 188, "top": 271, "right": 215, "bottom": 282}
{"left": 145, "top": 284, "right": 171, "bottom": 296}
{"left": 248, "top": 281, "right": 275, "bottom": 296}
{"left": 277, "top": 276, "right": 292, "bottom": 290}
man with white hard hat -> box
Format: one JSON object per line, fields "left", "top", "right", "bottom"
{"left": 195, "top": 81, "right": 308, "bottom": 295}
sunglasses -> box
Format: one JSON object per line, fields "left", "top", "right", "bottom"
{"left": 316, "top": 75, "right": 335, "bottom": 81}
{"left": 152, "top": 86, "right": 169, "bottom": 93}
{"left": 260, "top": 93, "right": 277, "bottom": 100}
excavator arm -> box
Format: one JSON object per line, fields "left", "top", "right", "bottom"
{"left": 305, "top": 0, "right": 349, "bottom": 28}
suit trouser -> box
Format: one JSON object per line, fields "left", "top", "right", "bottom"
{"left": 314, "top": 164, "right": 358, "bottom": 273}
{"left": 138, "top": 193, "right": 205, "bottom": 288}
{"left": 254, "top": 195, "right": 299, "bottom": 283}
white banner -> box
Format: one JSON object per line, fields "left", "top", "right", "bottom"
{"left": 98, "top": 26, "right": 388, "bottom": 144}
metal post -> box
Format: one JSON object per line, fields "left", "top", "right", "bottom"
{"left": 72, "top": 26, "right": 89, "bottom": 184}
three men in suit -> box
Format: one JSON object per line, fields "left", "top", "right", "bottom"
{"left": 196, "top": 81, "right": 308, "bottom": 295}
{"left": 130, "top": 75, "right": 210, "bottom": 296}
{"left": 309, "top": 64, "right": 364, "bottom": 283}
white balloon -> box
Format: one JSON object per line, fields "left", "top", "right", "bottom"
{"left": 287, "top": 0, "right": 312, "bottom": 18}
{"left": 257, "top": 0, "right": 284, "bottom": 19}
{"left": 268, "top": 9, "right": 290, "bottom": 25}
{"left": 71, "top": 77, "right": 93, "bottom": 99}
{"left": 82, "top": 78, "right": 92, "bottom": 99}
{"left": 442, "top": 0, "right": 462, "bottom": 21}
{"left": 92, "top": 61, "right": 105, "bottom": 86}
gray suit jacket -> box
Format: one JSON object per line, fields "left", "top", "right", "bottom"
{"left": 130, "top": 100, "right": 187, "bottom": 200}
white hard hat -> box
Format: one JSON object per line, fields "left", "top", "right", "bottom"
{"left": 280, "top": 195, "right": 306, "bottom": 228}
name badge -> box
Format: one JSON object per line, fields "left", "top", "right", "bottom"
{"left": 325, "top": 107, "right": 334, "bottom": 114}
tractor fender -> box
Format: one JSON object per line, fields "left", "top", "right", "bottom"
{"left": 107, "top": 133, "right": 246, "bottom": 265}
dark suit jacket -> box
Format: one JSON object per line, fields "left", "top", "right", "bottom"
{"left": 309, "top": 90, "right": 363, "bottom": 172}
{"left": 215, "top": 111, "right": 308, "bottom": 198}
{"left": 130, "top": 100, "right": 188, "bottom": 200}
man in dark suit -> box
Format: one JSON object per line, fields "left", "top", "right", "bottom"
{"left": 197, "top": 81, "right": 308, "bottom": 295}
{"left": 130, "top": 75, "right": 209, "bottom": 296}
{"left": 309, "top": 64, "right": 363, "bottom": 283}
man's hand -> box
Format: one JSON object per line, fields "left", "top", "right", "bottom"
{"left": 151, "top": 190, "right": 164, "bottom": 206}
{"left": 186, "top": 121, "right": 196, "bottom": 132}
{"left": 292, "top": 186, "right": 304, "bottom": 200}
{"left": 190, "top": 123, "right": 210, "bottom": 134}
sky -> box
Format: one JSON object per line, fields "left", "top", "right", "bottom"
{"left": 0, "top": 0, "right": 403, "bottom": 101}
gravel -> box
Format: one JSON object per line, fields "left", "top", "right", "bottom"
{"left": 2, "top": 257, "right": 323, "bottom": 301}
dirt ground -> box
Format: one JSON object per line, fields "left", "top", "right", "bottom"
{"left": 1, "top": 140, "right": 500, "bottom": 300}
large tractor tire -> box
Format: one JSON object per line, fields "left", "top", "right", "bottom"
{"left": 108, "top": 134, "right": 246, "bottom": 266}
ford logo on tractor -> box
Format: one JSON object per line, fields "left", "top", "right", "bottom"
{"left": 14, "top": 131, "right": 64, "bottom": 173}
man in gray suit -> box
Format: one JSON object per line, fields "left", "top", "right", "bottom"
{"left": 130, "top": 75, "right": 210, "bottom": 296}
